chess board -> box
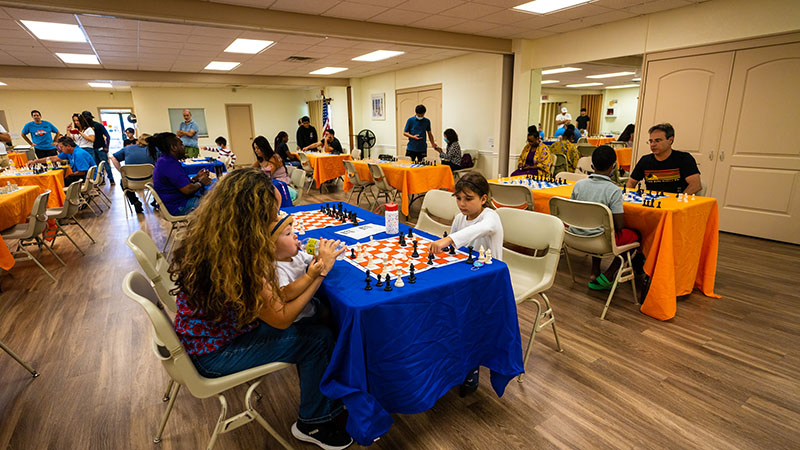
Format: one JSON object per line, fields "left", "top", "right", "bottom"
{"left": 292, "top": 210, "right": 361, "bottom": 231}
{"left": 497, "top": 178, "right": 567, "bottom": 190}
{"left": 622, "top": 191, "right": 668, "bottom": 204}
{"left": 344, "top": 235, "right": 469, "bottom": 279}
{"left": 182, "top": 157, "right": 217, "bottom": 165}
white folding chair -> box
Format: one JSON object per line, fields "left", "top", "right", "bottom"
{"left": 496, "top": 208, "right": 564, "bottom": 381}
{"left": 145, "top": 183, "right": 189, "bottom": 254}
{"left": 120, "top": 164, "right": 154, "bottom": 218}
{"left": 576, "top": 156, "right": 593, "bottom": 175}
{"left": 126, "top": 230, "right": 177, "bottom": 312}
{"left": 90, "top": 160, "right": 112, "bottom": 206}
{"left": 367, "top": 162, "right": 398, "bottom": 208}
{"left": 122, "top": 272, "right": 292, "bottom": 450}
{"left": 549, "top": 197, "right": 640, "bottom": 320}
{"left": 296, "top": 152, "right": 316, "bottom": 194}
{"left": 289, "top": 168, "right": 306, "bottom": 203}
{"left": 415, "top": 189, "right": 459, "bottom": 236}
{"left": 343, "top": 160, "right": 376, "bottom": 208}
{"left": 79, "top": 166, "right": 103, "bottom": 215}
{"left": 0, "top": 191, "right": 65, "bottom": 281}
{"left": 350, "top": 148, "right": 361, "bottom": 160}
{"left": 453, "top": 149, "right": 479, "bottom": 181}
{"left": 555, "top": 171, "right": 588, "bottom": 182}
{"left": 488, "top": 182, "right": 534, "bottom": 211}
{"left": 550, "top": 152, "right": 567, "bottom": 177}
{"left": 577, "top": 144, "right": 596, "bottom": 158}
{"left": 0, "top": 340, "right": 39, "bottom": 377}
{"left": 697, "top": 181, "right": 707, "bottom": 196}
{"left": 46, "top": 180, "right": 96, "bottom": 255}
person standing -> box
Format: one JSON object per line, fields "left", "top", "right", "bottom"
{"left": 576, "top": 108, "right": 590, "bottom": 133}
{"left": 176, "top": 109, "right": 200, "bottom": 158}
{"left": 82, "top": 111, "right": 114, "bottom": 185}
{"left": 0, "top": 122, "right": 10, "bottom": 168}
{"left": 555, "top": 107, "right": 572, "bottom": 131}
{"left": 21, "top": 110, "right": 61, "bottom": 159}
{"left": 403, "top": 104, "right": 440, "bottom": 163}
{"left": 67, "top": 113, "right": 95, "bottom": 155}
{"left": 626, "top": 123, "right": 702, "bottom": 194}
{"left": 297, "top": 116, "right": 318, "bottom": 152}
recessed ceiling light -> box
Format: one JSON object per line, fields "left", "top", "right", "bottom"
{"left": 204, "top": 61, "right": 240, "bottom": 71}
{"left": 0, "top": 81, "right": 6, "bottom": 86}
{"left": 21, "top": 20, "right": 87, "bottom": 43}
{"left": 224, "top": 38, "right": 274, "bottom": 54}
{"left": 632, "top": 77, "right": 641, "bottom": 82}
{"left": 88, "top": 82, "right": 113, "bottom": 88}
{"left": 56, "top": 53, "right": 99, "bottom": 65}
{"left": 542, "top": 67, "right": 581, "bottom": 75}
{"left": 514, "top": 0, "right": 593, "bottom": 15}
{"left": 352, "top": 50, "right": 405, "bottom": 62}
{"left": 566, "top": 82, "right": 603, "bottom": 88}
{"left": 541, "top": 80, "right": 559, "bottom": 84}
{"left": 309, "top": 67, "right": 348, "bottom": 75}
{"left": 586, "top": 71, "right": 636, "bottom": 79}
{"left": 605, "top": 84, "right": 640, "bottom": 89}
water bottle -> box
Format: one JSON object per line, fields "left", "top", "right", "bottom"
{"left": 298, "top": 237, "right": 347, "bottom": 260}
{"left": 385, "top": 203, "right": 399, "bottom": 234}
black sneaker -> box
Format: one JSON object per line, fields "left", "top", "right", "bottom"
{"left": 292, "top": 420, "right": 353, "bottom": 450}
{"left": 459, "top": 367, "right": 480, "bottom": 398}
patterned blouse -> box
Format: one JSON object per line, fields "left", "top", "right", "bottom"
{"left": 174, "top": 292, "right": 258, "bottom": 356}
{"left": 443, "top": 141, "right": 462, "bottom": 165}
{"left": 517, "top": 142, "right": 551, "bottom": 173}
{"left": 548, "top": 139, "right": 580, "bottom": 173}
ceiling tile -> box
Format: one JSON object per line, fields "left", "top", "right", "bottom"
{"left": 139, "top": 39, "right": 185, "bottom": 49}
{"left": 470, "top": 0, "right": 531, "bottom": 8}
{"left": 578, "top": 9, "right": 637, "bottom": 26}
{"left": 480, "top": 9, "right": 530, "bottom": 25}
{"left": 78, "top": 15, "right": 138, "bottom": 29}
{"left": 440, "top": 2, "right": 504, "bottom": 20}
{"left": 237, "top": 30, "right": 287, "bottom": 41}
{"left": 140, "top": 32, "right": 189, "bottom": 43}
{"left": 323, "top": 2, "right": 387, "bottom": 20}
{"left": 0, "top": 19, "right": 20, "bottom": 30}
{"left": 269, "top": 0, "right": 341, "bottom": 15}
{"left": 625, "top": 0, "right": 691, "bottom": 15}
{"left": 546, "top": 4, "right": 614, "bottom": 21}
{"left": 349, "top": 0, "right": 405, "bottom": 6}
{"left": 409, "top": 15, "right": 466, "bottom": 30}
{"left": 190, "top": 25, "right": 242, "bottom": 37}
{"left": 479, "top": 25, "right": 528, "bottom": 38}
{"left": 4, "top": 7, "right": 76, "bottom": 23}
{"left": 85, "top": 27, "right": 138, "bottom": 39}
{"left": 368, "top": 9, "right": 428, "bottom": 25}
{"left": 138, "top": 21, "right": 194, "bottom": 34}
{"left": 593, "top": 0, "right": 648, "bottom": 9}
{"left": 279, "top": 34, "right": 327, "bottom": 45}
{"left": 512, "top": 29, "right": 555, "bottom": 40}
{"left": 42, "top": 42, "right": 94, "bottom": 52}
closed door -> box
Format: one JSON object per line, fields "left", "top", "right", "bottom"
{"left": 638, "top": 52, "right": 733, "bottom": 192}
{"left": 395, "top": 87, "right": 442, "bottom": 160}
{"left": 713, "top": 42, "right": 800, "bottom": 243}
{"left": 225, "top": 104, "right": 254, "bottom": 166}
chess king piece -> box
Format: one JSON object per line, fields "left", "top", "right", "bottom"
{"left": 484, "top": 249, "right": 493, "bottom": 264}
{"left": 465, "top": 246, "right": 474, "bottom": 264}
{"left": 411, "top": 240, "right": 420, "bottom": 258}
{"left": 478, "top": 245, "right": 486, "bottom": 263}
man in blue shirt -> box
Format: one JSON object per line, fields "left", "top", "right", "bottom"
{"left": 111, "top": 133, "right": 155, "bottom": 214}
{"left": 21, "top": 110, "right": 61, "bottom": 158}
{"left": 176, "top": 109, "right": 200, "bottom": 158}
{"left": 403, "top": 104, "right": 440, "bottom": 163}
{"left": 28, "top": 136, "right": 95, "bottom": 185}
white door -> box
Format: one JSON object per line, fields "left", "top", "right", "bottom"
{"left": 638, "top": 52, "right": 734, "bottom": 192}
{"left": 713, "top": 42, "right": 800, "bottom": 244}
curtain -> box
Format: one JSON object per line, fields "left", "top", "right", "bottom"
{"left": 307, "top": 100, "right": 323, "bottom": 135}
{"left": 539, "top": 102, "right": 560, "bottom": 138}
{"left": 581, "top": 94, "right": 603, "bottom": 136}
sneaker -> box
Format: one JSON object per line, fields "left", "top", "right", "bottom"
{"left": 459, "top": 367, "right": 480, "bottom": 398}
{"left": 292, "top": 420, "right": 353, "bottom": 450}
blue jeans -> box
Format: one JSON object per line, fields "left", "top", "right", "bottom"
{"left": 176, "top": 195, "right": 202, "bottom": 215}
{"left": 192, "top": 311, "right": 343, "bottom": 424}
{"left": 96, "top": 149, "right": 114, "bottom": 182}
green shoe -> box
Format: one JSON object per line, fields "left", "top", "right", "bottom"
{"left": 588, "top": 274, "right": 613, "bottom": 291}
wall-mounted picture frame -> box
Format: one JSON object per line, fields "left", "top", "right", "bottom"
{"left": 371, "top": 93, "right": 385, "bottom": 120}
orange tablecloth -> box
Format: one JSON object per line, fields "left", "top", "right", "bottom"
{"left": 615, "top": 147, "right": 632, "bottom": 172}
{"left": 0, "top": 168, "right": 69, "bottom": 208}
{"left": 306, "top": 154, "right": 351, "bottom": 188}
{"left": 588, "top": 137, "right": 615, "bottom": 146}
{"left": 8, "top": 152, "right": 28, "bottom": 167}
{"left": 343, "top": 160, "right": 455, "bottom": 216}
{"left": 0, "top": 185, "right": 40, "bottom": 270}
{"left": 491, "top": 177, "right": 719, "bottom": 321}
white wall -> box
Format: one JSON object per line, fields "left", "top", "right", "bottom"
{"left": 0, "top": 90, "right": 134, "bottom": 147}
{"left": 352, "top": 52, "right": 504, "bottom": 177}
{"left": 601, "top": 87, "right": 639, "bottom": 134}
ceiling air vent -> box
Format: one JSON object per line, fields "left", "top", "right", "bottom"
{"left": 286, "top": 56, "right": 314, "bottom": 62}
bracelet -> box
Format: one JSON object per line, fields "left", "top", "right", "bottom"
{"left": 319, "top": 272, "right": 328, "bottom": 278}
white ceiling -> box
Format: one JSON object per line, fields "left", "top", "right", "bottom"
{"left": 209, "top": 0, "right": 708, "bottom": 40}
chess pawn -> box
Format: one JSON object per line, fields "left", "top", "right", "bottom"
{"left": 691, "top": 194, "right": 696, "bottom": 201}
{"left": 485, "top": 249, "right": 493, "bottom": 264}
{"left": 394, "top": 271, "right": 405, "bottom": 288}
{"left": 478, "top": 245, "right": 486, "bottom": 263}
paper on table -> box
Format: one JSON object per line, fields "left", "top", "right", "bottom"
{"left": 335, "top": 223, "right": 386, "bottom": 240}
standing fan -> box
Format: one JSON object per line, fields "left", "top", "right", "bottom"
{"left": 357, "top": 129, "right": 376, "bottom": 159}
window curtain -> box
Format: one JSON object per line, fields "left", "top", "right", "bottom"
{"left": 539, "top": 102, "right": 560, "bottom": 138}
{"left": 581, "top": 94, "right": 603, "bottom": 136}
{"left": 307, "top": 100, "right": 323, "bottom": 135}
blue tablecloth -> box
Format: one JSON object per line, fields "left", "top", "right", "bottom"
{"left": 282, "top": 203, "right": 523, "bottom": 445}
{"left": 180, "top": 158, "right": 226, "bottom": 176}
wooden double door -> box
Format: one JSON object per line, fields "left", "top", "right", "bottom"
{"left": 639, "top": 38, "right": 800, "bottom": 244}
{"left": 396, "top": 85, "right": 442, "bottom": 161}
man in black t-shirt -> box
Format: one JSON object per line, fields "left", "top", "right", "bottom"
{"left": 576, "top": 108, "right": 590, "bottom": 132}
{"left": 296, "top": 116, "right": 318, "bottom": 151}
{"left": 305, "top": 128, "right": 343, "bottom": 154}
{"left": 627, "top": 123, "right": 701, "bottom": 194}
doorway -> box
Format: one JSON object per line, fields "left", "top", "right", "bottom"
{"left": 225, "top": 104, "right": 255, "bottom": 166}
{"left": 99, "top": 108, "right": 135, "bottom": 152}
{"left": 396, "top": 85, "right": 442, "bottom": 160}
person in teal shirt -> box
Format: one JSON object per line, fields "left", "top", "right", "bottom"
{"left": 28, "top": 136, "right": 95, "bottom": 185}
{"left": 21, "top": 110, "right": 61, "bottom": 158}
{"left": 403, "top": 104, "right": 440, "bottom": 163}
{"left": 177, "top": 109, "right": 200, "bottom": 157}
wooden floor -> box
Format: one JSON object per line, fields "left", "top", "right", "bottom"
{"left": 1, "top": 178, "right": 799, "bottom": 450}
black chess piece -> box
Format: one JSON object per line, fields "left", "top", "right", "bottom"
{"left": 407, "top": 228, "right": 413, "bottom": 238}
{"left": 657, "top": 201, "right": 662, "bottom": 209}
{"left": 411, "top": 241, "right": 420, "bottom": 258}
{"left": 320, "top": 204, "right": 325, "bottom": 212}
{"left": 365, "top": 269, "right": 371, "bottom": 282}
{"left": 375, "top": 274, "right": 384, "bottom": 287}
{"left": 465, "top": 246, "right": 474, "bottom": 264}
{"left": 427, "top": 252, "right": 434, "bottom": 265}
{"left": 384, "top": 275, "right": 393, "bottom": 291}
{"left": 399, "top": 232, "right": 406, "bottom": 246}
{"left": 408, "top": 265, "right": 416, "bottom": 284}
{"left": 449, "top": 243, "right": 456, "bottom": 255}
{"left": 350, "top": 248, "right": 356, "bottom": 259}
{"left": 365, "top": 278, "right": 372, "bottom": 290}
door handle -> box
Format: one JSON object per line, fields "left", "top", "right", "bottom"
{"left": 719, "top": 151, "right": 725, "bottom": 162}
{"left": 708, "top": 151, "right": 714, "bottom": 161}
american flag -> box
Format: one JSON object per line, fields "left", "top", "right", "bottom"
{"left": 322, "top": 97, "right": 331, "bottom": 134}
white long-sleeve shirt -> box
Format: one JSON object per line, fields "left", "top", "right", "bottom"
{"left": 449, "top": 207, "right": 503, "bottom": 261}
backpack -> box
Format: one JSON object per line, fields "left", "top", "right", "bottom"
{"left": 460, "top": 153, "right": 474, "bottom": 168}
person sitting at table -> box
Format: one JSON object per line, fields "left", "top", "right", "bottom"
{"left": 170, "top": 168, "right": 353, "bottom": 450}
{"left": 436, "top": 128, "right": 463, "bottom": 172}
{"left": 274, "top": 131, "right": 301, "bottom": 168}
{"left": 213, "top": 136, "right": 237, "bottom": 168}
{"left": 150, "top": 132, "right": 211, "bottom": 216}
{"left": 304, "top": 129, "right": 343, "bottom": 155}
{"left": 548, "top": 124, "right": 581, "bottom": 173}
{"left": 67, "top": 113, "right": 95, "bottom": 156}
{"left": 252, "top": 136, "right": 291, "bottom": 184}
{"left": 28, "top": 136, "right": 95, "bottom": 185}
{"left": 110, "top": 133, "right": 154, "bottom": 214}
{"left": 626, "top": 123, "right": 701, "bottom": 195}
{"left": 511, "top": 126, "right": 551, "bottom": 177}
{"left": 429, "top": 171, "right": 503, "bottom": 398}
{"left": 617, "top": 124, "right": 635, "bottom": 148}
{"left": 571, "top": 146, "right": 640, "bottom": 290}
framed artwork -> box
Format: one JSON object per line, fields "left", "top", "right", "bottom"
{"left": 371, "top": 93, "right": 385, "bottom": 120}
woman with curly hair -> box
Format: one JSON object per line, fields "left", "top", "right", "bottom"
{"left": 169, "top": 168, "right": 353, "bottom": 450}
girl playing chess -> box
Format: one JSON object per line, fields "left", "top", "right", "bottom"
{"left": 428, "top": 171, "right": 504, "bottom": 398}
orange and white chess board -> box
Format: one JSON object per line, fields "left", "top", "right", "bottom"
{"left": 292, "top": 210, "right": 361, "bottom": 231}
{"left": 343, "top": 235, "right": 468, "bottom": 279}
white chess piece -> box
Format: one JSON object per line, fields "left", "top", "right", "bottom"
{"left": 394, "top": 270, "right": 404, "bottom": 287}
{"left": 691, "top": 194, "right": 696, "bottom": 201}
{"left": 683, "top": 194, "right": 689, "bottom": 203}
{"left": 485, "top": 249, "right": 493, "bottom": 264}
{"left": 367, "top": 253, "right": 375, "bottom": 270}
{"left": 478, "top": 245, "right": 486, "bottom": 263}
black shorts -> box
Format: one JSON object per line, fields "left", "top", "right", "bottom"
{"left": 35, "top": 148, "right": 58, "bottom": 159}
{"left": 405, "top": 151, "right": 425, "bottom": 162}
